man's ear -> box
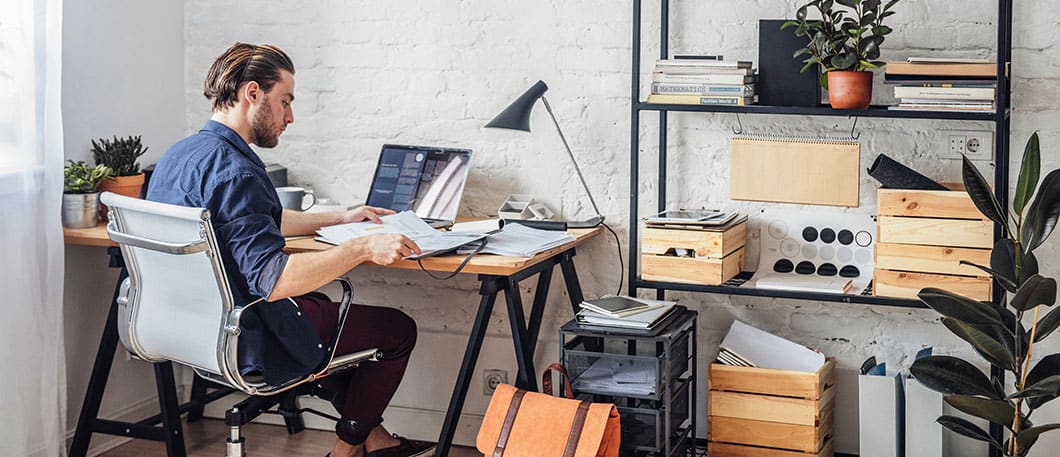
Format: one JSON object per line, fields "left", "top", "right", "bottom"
{"left": 242, "top": 80, "right": 261, "bottom": 104}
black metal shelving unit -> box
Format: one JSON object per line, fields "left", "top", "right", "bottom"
{"left": 627, "top": 0, "right": 1013, "bottom": 455}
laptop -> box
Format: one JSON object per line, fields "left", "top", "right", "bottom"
{"left": 366, "top": 144, "right": 472, "bottom": 229}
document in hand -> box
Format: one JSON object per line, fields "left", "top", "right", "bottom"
{"left": 315, "top": 211, "right": 488, "bottom": 259}
{"left": 457, "top": 222, "right": 574, "bottom": 257}
{"left": 720, "top": 320, "right": 825, "bottom": 372}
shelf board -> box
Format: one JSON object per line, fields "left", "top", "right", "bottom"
{"left": 636, "top": 277, "right": 928, "bottom": 309}
{"left": 636, "top": 101, "right": 1007, "bottom": 121}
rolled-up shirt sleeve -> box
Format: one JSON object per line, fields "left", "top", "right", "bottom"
{"left": 205, "top": 170, "right": 289, "bottom": 299}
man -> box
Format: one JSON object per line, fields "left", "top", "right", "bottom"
{"left": 147, "top": 43, "right": 434, "bottom": 457}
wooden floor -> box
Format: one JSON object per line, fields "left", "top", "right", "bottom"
{"left": 99, "top": 419, "right": 482, "bottom": 457}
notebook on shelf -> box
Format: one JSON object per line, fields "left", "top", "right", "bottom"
{"left": 579, "top": 295, "right": 657, "bottom": 318}
{"left": 577, "top": 303, "right": 682, "bottom": 330}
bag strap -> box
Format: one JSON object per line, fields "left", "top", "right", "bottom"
{"left": 542, "top": 363, "right": 574, "bottom": 399}
{"left": 492, "top": 389, "right": 526, "bottom": 457}
{"left": 561, "top": 401, "right": 591, "bottom": 457}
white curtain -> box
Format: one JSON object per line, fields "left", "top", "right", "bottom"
{"left": 0, "top": 0, "right": 67, "bottom": 456}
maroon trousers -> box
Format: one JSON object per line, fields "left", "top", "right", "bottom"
{"left": 294, "top": 293, "right": 417, "bottom": 433}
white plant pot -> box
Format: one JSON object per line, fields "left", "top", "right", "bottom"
{"left": 62, "top": 192, "right": 100, "bottom": 229}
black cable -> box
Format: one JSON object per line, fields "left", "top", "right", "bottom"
{"left": 416, "top": 238, "right": 489, "bottom": 280}
{"left": 601, "top": 221, "right": 624, "bottom": 296}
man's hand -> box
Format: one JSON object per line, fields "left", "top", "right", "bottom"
{"left": 340, "top": 205, "right": 395, "bottom": 224}
{"left": 361, "top": 233, "right": 422, "bottom": 265}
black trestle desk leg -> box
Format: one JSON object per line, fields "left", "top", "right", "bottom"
{"left": 154, "top": 361, "right": 187, "bottom": 457}
{"left": 504, "top": 278, "right": 537, "bottom": 391}
{"left": 186, "top": 376, "right": 209, "bottom": 422}
{"left": 69, "top": 252, "right": 127, "bottom": 457}
{"left": 435, "top": 278, "right": 500, "bottom": 457}
{"left": 524, "top": 266, "right": 553, "bottom": 362}
{"left": 559, "top": 250, "right": 601, "bottom": 351}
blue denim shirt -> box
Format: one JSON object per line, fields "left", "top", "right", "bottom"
{"left": 147, "top": 120, "right": 325, "bottom": 385}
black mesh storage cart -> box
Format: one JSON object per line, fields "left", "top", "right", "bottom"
{"left": 560, "top": 309, "right": 697, "bottom": 457}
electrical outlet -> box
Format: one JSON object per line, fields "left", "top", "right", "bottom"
{"left": 483, "top": 369, "right": 508, "bottom": 395}
{"left": 945, "top": 129, "right": 993, "bottom": 161}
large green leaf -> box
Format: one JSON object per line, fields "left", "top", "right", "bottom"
{"left": 1011, "top": 275, "right": 1057, "bottom": 311}
{"left": 1014, "top": 132, "right": 1042, "bottom": 216}
{"left": 1016, "top": 424, "right": 1060, "bottom": 450}
{"left": 1035, "top": 306, "right": 1060, "bottom": 343}
{"left": 944, "top": 395, "right": 1023, "bottom": 430}
{"left": 1026, "top": 354, "right": 1060, "bottom": 409}
{"left": 910, "top": 356, "right": 1004, "bottom": 399}
{"left": 962, "top": 155, "right": 1008, "bottom": 234}
{"left": 836, "top": 0, "right": 858, "bottom": 7}
{"left": 1022, "top": 169, "right": 1060, "bottom": 252}
{"left": 919, "top": 288, "right": 1002, "bottom": 325}
{"left": 938, "top": 416, "right": 1004, "bottom": 451}
{"left": 942, "top": 318, "right": 1016, "bottom": 371}
{"left": 1022, "top": 251, "right": 1040, "bottom": 285}
{"left": 959, "top": 260, "right": 1017, "bottom": 293}
{"left": 990, "top": 239, "right": 1019, "bottom": 286}
{"left": 1008, "top": 375, "right": 1060, "bottom": 401}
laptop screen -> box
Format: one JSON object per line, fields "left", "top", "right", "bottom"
{"left": 366, "top": 144, "right": 472, "bottom": 221}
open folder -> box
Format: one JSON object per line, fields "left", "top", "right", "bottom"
{"left": 315, "top": 211, "right": 489, "bottom": 259}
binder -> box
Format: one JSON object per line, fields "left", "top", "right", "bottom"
{"left": 730, "top": 135, "right": 861, "bottom": 207}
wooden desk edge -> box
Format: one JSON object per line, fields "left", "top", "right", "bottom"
{"left": 64, "top": 223, "right": 604, "bottom": 276}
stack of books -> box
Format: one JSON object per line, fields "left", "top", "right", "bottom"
{"left": 885, "top": 57, "right": 998, "bottom": 113}
{"left": 576, "top": 295, "right": 681, "bottom": 330}
{"left": 647, "top": 58, "right": 758, "bottom": 106}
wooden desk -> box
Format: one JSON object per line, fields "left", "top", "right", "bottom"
{"left": 66, "top": 222, "right": 602, "bottom": 457}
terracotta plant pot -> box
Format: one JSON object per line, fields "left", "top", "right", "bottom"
{"left": 98, "top": 172, "right": 145, "bottom": 220}
{"left": 826, "top": 71, "right": 873, "bottom": 109}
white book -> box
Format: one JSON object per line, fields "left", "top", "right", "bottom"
{"left": 577, "top": 300, "right": 678, "bottom": 329}
{"left": 906, "top": 57, "right": 993, "bottom": 64}
{"left": 755, "top": 275, "right": 853, "bottom": 294}
{"left": 893, "top": 86, "right": 995, "bottom": 100}
{"left": 457, "top": 222, "right": 574, "bottom": 257}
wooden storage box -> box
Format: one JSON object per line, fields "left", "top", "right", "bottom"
{"left": 640, "top": 221, "right": 746, "bottom": 286}
{"left": 708, "top": 358, "right": 835, "bottom": 457}
{"left": 875, "top": 187, "right": 993, "bottom": 300}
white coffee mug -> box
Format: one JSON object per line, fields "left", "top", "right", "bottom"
{"left": 276, "top": 186, "right": 317, "bottom": 211}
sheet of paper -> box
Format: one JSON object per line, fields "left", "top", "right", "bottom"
{"left": 317, "top": 210, "right": 487, "bottom": 258}
{"left": 720, "top": 320, "right": 825, "bottom": 373}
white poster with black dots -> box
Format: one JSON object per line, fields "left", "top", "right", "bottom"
{"left": 748, "top": 208, "right": 876, "bottom": 294}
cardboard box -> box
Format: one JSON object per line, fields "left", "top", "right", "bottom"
{"left": 641, "top": 221, "right": 746, "bottom": 286}
{"left": 708, "top": 359, "right": 835, "bottom": 457}
{"left": 875, "top": 187, "right": 993, "bottom": 300}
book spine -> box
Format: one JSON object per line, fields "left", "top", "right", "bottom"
{"left": 651, "top": 73, "right": 756, "bottom": 85}
{"left": 651, "top": 82, "right": 754, "bottom": 95}
{"left": 893, "top": 86, "right": 995, "bottom": 100}
{"left": 647, "top": 94, "right": 755, "bottom": 105}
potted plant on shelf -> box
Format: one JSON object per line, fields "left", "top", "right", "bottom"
{"left": 93, "top": 135, "right": 148, "bottom": 199}
{"left": 92, "top": 135, "right": 148, "bottom": 219}
{"left": 910, "top": 133, "right": 1060, "bottom": 456}
{"left": 63, "top": 160, "right": 113, "bottom": 229}
{"left": 783, "top": 0, "right": 899, "bottom": 109}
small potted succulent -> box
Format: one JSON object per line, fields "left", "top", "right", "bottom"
{"left": 783, "top": 0, "right": 899, "bottom": 109}
{"left": 92, "top": 135, "right": 148, "bottom": 218}
{"left": 63, "top": 160, "right": 113, "bottom": 228}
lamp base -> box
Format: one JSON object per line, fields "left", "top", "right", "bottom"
{"left": 501, "top": 215, "right": 605, "bottom": 231}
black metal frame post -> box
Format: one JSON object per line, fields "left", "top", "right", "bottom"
{"left": 434, "top": 248, "right": 587, "bottom": 457}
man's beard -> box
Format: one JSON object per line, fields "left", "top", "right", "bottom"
{"left": 251, "top": 96, "right": 282, "bottom": 148}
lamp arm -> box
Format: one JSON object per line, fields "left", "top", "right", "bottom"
{"left": 540, "top": 96, "right": 603, "bottom": 219}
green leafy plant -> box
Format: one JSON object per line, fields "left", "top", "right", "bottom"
{"left": 782, "top": 0, "right": 899, "bottom": 87}
{"left": 91, "top": 135, "right": 148, "bottom": 177}
{"left": 910, "top": 132, "right": 1060, "bottom": 456}
{"left": 64, "top": 160, "right": 113, "bottom": 194}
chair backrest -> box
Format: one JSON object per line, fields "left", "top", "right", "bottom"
{"left": 101, "top": 192, "right": 248, "bottom": 390}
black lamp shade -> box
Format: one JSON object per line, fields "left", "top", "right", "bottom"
{"left": 485, "top": 80, "right": 549, "bottom": 132}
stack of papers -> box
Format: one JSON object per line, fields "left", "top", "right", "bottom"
{"left": 457, "top": 222, "right": 574, "bottom": 257}
{"left": 572, "top": 358, "right": 656, "bottom": 396}
{"left": 315, "top": 211, "right": 488, "bottom": 259}
{"left": 718, "top": 320, "right": 825, "bottom": 372}
{"left": 577, "top": 296, "right": 679, "bottom": 330}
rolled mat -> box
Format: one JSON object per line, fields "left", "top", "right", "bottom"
{"left": 867, "top": 154, "right": 948, "bottom": 190}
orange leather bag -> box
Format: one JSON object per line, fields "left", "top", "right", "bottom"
{"left": 477, "top": 364, "right": 621, "bottom": 457}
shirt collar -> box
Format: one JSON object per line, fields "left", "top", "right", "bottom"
{"left": 200, "top": 120, "right": 267, "bottom": 169}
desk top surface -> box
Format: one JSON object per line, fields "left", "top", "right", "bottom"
{"left": 64, "top": 223, "right": 603, "bottom": 276}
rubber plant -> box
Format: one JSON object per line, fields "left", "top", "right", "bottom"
{"left": 782, "top": 0, "right": 899, "bottom": 88}
{"left": 910, "top": 132, "right": 1060, "bottom": 456}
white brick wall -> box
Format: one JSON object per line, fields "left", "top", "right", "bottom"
{"left": 183, "top": 1, "right": 1060, "bottom": 454}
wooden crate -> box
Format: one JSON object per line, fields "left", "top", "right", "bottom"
{"left": 708, "top": 359, "right": 835, "bottom": 457}
{"left": 641, "top": 221, "right": 746, "bottom": 286}
{"left": 875, "top": 187, "right": 993, "bottom": 301}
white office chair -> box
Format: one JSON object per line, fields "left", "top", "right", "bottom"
{"left": 100, "top": 192, "right": 380, "bottom": 457}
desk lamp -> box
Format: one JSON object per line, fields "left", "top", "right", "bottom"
{"left": 486, "top": 80, "right": 604, "bottom": 230}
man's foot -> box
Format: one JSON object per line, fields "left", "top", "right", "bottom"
{"left": 328, "top": 438, "right": 365, "bottom": 457}
{"left": 364, "top": 434, "right": 435, "bottom": 457}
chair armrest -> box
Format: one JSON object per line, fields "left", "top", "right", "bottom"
{"left": 107, "top": 226, "right": 209, "bottom": 255}
{"left": 327, "top": 348, "right": 383, "bottom": 373}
